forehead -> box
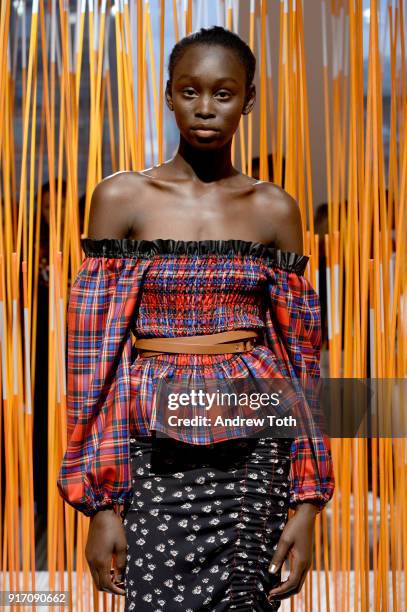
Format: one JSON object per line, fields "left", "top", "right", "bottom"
{"left": 173, "top": 44, "right": 245, "bottom": 82}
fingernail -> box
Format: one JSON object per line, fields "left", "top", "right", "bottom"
{"left": 269, "top": 563, "right": 277, "bottom": 573}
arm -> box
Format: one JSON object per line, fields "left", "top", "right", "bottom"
{"left": 260, "top": 188, "right": 335, "bottom": 602}
{"left": 266, "top": 188, "right": 331, "bottom": 515}
{"left": 57, "top": 176, "right": 150, "bottom": 593}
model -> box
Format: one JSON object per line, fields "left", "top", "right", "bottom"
{"left": 57, "top": 26, "right": 335, "bottom": 611}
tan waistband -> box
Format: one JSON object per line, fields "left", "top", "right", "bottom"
{"left": 134, "top": 329, "right": 261, "bottom": 357}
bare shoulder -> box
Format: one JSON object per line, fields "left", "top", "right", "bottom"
{"left": 87, "top": 171, "right": 146, "bottom": 239}
{"left": 254, "top": 182, "right": 304, "bottom": 253}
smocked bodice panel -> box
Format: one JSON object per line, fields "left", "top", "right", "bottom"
{"left": 133, "top": 255, "right": 268, "bottom": 337}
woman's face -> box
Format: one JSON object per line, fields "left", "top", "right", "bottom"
{"left": 166, "top": 44, "right": 255, "bottom": 150}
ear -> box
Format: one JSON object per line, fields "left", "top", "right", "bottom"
{"left": 165, "top": 80, "right": 174, "bottom": 111}
{"left": 242, "top": 83, "right": 256, "bottom": 115}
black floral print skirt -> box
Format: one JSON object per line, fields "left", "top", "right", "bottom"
{"left": 122, "top": 433, "right": 293, "bottom": 611}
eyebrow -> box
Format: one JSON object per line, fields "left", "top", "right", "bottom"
{"left": 175, "top": 75, "right": 239, "bottom": 85}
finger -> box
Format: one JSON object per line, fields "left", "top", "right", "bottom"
{"left": 110, "top": 568, "right": 125, "bottom": 588}
{"left": 98, "top": 567, "right": 126, "bottom": 596}
{"left": 114, "top": 547, "right": 127, "bottom": 582}
{"left": 88, "top": 564, "right": 101, "bottom": 591}
{"left": 268, "top": 537, "right": 292, "bottom": 574}
{"left": 268, "top": 565, "right": 308, "bottom": 601}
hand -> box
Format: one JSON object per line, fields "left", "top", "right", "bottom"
{"left": 85, "top": 509, "right": 127, "bottom": 596}
{"left": 267, "top": 502, "right": 319, "bottom": 603}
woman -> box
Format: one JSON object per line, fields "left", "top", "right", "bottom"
{"left": 57, "top": 26, "right": 334, "bottom": 610}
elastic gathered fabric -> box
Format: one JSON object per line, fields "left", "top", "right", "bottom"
{"left": 123, "top": 434, "right": 292, "bottom": 611}
{"left": 57, "top": 238, "right": 335, "bottom": 517}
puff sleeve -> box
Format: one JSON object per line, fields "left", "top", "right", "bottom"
{"left": 264, "top": 259, "right": 335, "bottom": 513}
{"left": 57, "top": 250, "right": 151, "bottom": 517}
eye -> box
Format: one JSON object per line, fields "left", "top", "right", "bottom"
{"left": 182, "top": 88, "right": 196, "bottom": 97}
{"left": 215, "top": 90, "right": 231, "bottom": 99}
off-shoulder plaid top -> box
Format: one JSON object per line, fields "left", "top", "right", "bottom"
{"left": 57, "top": 238, "right": 335, "bottom": 518}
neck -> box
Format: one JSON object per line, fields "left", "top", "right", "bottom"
{"left": 172, "top": 136, "right": 239, "bottom": 183}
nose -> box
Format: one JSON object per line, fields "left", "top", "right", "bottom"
{"left": 195, "top": 95, "right": 215, "bottom": 118}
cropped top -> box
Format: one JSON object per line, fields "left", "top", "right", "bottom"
{"left": 57, "top": 238, "right": 335, "bottom": 517}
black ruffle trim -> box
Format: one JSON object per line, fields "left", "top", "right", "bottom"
{"left": 80, "top": 238, "right": 309, "bottom": 274}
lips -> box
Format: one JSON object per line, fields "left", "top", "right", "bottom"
{"left": 192, "top": 126, "right": 219, "bottom": 137}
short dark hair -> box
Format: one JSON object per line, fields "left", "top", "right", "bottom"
{"left": 168, "top": 26, "right": 256, "bottom": 89}
{"left": 38, "top": 179, "right": 67, "bottom": 198}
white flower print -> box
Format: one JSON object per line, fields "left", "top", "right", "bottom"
{"left": 174, "top": 594, "right": 184, "bottom": 602}
{"left": 126, "top": 437, "right": 291, "bottom": 610}
{"left": 157, "top": 523, "right": 168, "bottom": 531}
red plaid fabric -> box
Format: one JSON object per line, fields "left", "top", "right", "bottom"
{"left": 57, "top": 239, "right": 335, "bottom": 517}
